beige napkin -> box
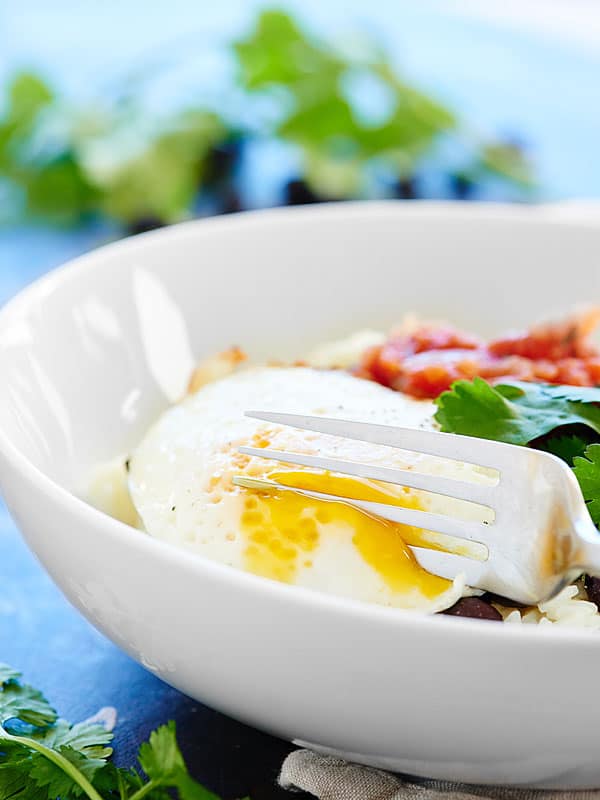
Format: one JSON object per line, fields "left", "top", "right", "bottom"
{"left": 279, "top": 750, "right": 600, "bottom": 800}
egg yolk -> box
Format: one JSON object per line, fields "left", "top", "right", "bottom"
{"left": 239, "top": 469, "right": 453, "bottom": 599}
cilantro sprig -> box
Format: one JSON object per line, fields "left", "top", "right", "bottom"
{"left": 435, "top": 378, "right": 600, "bottom": 525}
{"left": 573, "top": 445, "right": 600, "bottom": 527}
{"left": 0, "top": 665, "right": 225, "bottom": 800}
{"left": 434, "top": 378, "right": 600, "bottom": 446}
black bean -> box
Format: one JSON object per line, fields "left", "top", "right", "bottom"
{"left": 283, "top": 179, "right": 324, "bottom": 205}
{"left": 585, "top": 575, "right": 600, "bottom": 610}
{"left": 480, "top": 591, "right": 527, "bottom": 609}
{"left": 203, "top": 139, "right": 243, "bottom": 187}
{"left": 449, "top": 172, "right": 475, "bottom": 200}
{"left": 393, "top": 176, "right": 419, "bottom": 199}
{"left": 217, "top": 188, "right": 243, "bottom": 215}
{"left": 126, "top": 216, "right": 165, "bottom": 235}
{"left": 441, "top": 597, "right": 502, "bottom": 621}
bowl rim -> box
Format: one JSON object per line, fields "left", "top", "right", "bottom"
{"left": 3, "top": 199, "right": 600, "bottom": 647}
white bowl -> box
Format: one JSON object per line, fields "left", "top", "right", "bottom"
{"left": 2, "top": 202, "right": 600, "bottom": 789}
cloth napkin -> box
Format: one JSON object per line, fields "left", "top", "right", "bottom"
{"left": 279, "top": 750, "right": 600, "bottom": 800}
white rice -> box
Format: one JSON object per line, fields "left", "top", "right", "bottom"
{"left": 304, "top": 329, "right": 385, "bottom": 368}
{"left": 500, "top": 582, "right": 600, "bottom": 630}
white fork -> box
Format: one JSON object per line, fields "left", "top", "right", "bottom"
{"left": 233, "top": 411, "right": 600, "bottom": 605}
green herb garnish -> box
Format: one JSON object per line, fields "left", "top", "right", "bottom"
{"left": 0, "top": 664, "right": 225, "bottom": 799}
{"left": 435, "top": 378, "right": 600, "bottom": 445}
{"left": 435, "top": 378, "right": 600, "bottom": 526}
{"left": 234, "top": 10, "right": 533, "bottom": 199}
{"left": 0, "top": 9, "right": 535, "bottom": 227}
{"left": 573, "top": 445, "right": 600, "bottom": 527}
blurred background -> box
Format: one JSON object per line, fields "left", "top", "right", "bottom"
{"left": 1, "top": 0, "right": 600, "bottom": 304}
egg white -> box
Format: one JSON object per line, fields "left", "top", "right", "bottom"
{"left": 128, "top": 367, "right": 489, "bottom": 612}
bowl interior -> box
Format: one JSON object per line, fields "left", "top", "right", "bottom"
{"left": 1, "top": 202, "right": 600, "bottom": 494}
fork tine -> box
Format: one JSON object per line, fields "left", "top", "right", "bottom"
{"left": 233, "top": 475, "right": 489, "bottom": 547}
{"left": 245, "top": 411, "right": 511, "bottom": 471}
{"left": 238, "top": 446, "right": 494, "bottom": 506}
{"left": 409, "top": 547, "right": 486, "bottom": 587}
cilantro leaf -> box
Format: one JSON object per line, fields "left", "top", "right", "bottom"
{"left": 0, "top": 681, "right": 57, "bottom": 727}
{"left": 0, "top": 664, "right": 21, "bottom": 687}
{"left": 0, "top": 747, "right": 50, "bottom": 800}
{"left": 480, "top": 140, "right": 535, "bottom": 188}
{"left": 137, "top": 722, "right": 220, "bottom": 800}
{"left": 0, "top": 739, "right": 78, "bottom": 800}
{"left": 138, "top": 721, "right": 185, "bottom": 781}
{"left": 37, "top": 718, "right": 113, "bottom": 761}
{"left": 435, "top": 378, "right": 600, "bottom": 529}
{"left": 24, "top": 152, "right": 98, "bottom": 224}
{"left": 234, "top": 10, "right": 341, "bottom": 90}
{"left": 435, "top": 377, "right": 524, "bottom": 443}
{"left": 29, "top": 745, "right": 107, "bottom": 798}
{"left": 573, "top": 444, "right": 600, "bottom": 526}
{"left": 174, "top": 771, "right": 222, "bottom": 800}
{"left": 0, "top": 670, "right": 113, "bottom": 800}
{"left": 0, "top": 718, "right": 113, "bottom": 800}
{"left": 234, "top": 9, "right": 457, "bottom": 199}
{"left": 92, "top": 763, "right": 145, "bottom": 798}
{"left": 533, "top": 432, "right": 592, "bottom": 466}
{"left": 0, "top": 72, "right": 97, "bottom": 225}
{"left": 6, "top": 72, "right": 53, "bottom": 128}
{"left": 516, "top": 383, "right": 600, "bottom": 405}
{"left": 0, "top": 666, "right": 225, "bottom": 800}
{"left": 0, "top": 72, "right": 54, "bottom": 175}
{"left": 92, "top": 110, "right": 224, "bottom": 224}
{"left": 435, "top": 378, "right": 600, "bottom": 446}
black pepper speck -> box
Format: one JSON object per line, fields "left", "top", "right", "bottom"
{"left": 585, "top": 574, "right": 600, "bottom": 610}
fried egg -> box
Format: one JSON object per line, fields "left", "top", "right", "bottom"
{"left": 128, "top": 367, "right": 492, "bottom": 612}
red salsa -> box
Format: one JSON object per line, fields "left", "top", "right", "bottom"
{"left": 357, "top": 310, "right": 600, "bottom": 399}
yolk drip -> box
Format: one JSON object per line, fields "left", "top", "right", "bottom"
{"left": 240, "top": 470, "right": 452, "bottom": 599}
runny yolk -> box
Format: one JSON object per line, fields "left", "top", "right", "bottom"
{"left": 239, "top": 470, "right": 453, "bottom": 599}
